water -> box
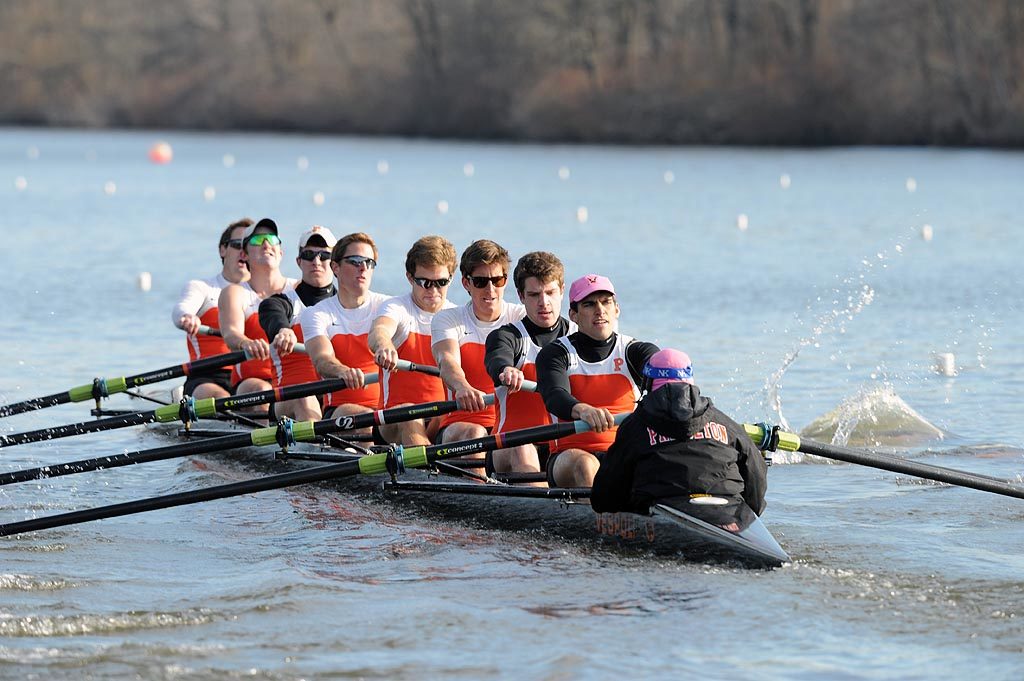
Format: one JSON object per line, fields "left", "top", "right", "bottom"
{"left": 2, "top": 128, "right": 1023, "bottom": 678}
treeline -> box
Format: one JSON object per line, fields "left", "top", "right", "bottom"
{"left": 1, "top": 0, "right": 1022, "bottom": 145}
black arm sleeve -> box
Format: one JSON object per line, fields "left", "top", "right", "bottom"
{"left": 625, "top": 340, "right": 660, "bottom": 386}
{"left": 535, "top": 342, "right": 578, "bottom": 420}
{"left": 731, "top": 418, "right": 768, "bottom": 516}
{"left": 484, "top": 325, "right": 522, "bottom": 385}
{"left": 258, "top": 294, "right": 294, "bottom": 342}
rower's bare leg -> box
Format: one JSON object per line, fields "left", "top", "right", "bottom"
{"left": 441, "top": 421, "right": 488, "bottom": 473}
{"left": 379, "top": 406, "right": 431, "bottom": 447}
{"left": 551, "top": 448, "right": 600, "bottom": 488}
{"left": 491, "top": 444, "right": 546, "bottom": 487}
{"left": 273, "top": 396, "right": 322, "bottom": 422}
{"left": 234, "top": 378, "right": 273, "bottom": 415}
{"left": 328, "top": 403, "right": 374, "bottom": 442}
{"left": 192, "top": 382, "right": 230, "bottom": 400}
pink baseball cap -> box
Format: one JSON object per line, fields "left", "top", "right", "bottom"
{"left": 568, "top": 274, "right": 616, "bottom": 304}
{"left": 643, "top": 348, "right": 694, "bottom": 391}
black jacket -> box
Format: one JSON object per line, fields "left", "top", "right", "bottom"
{"left": 591, "top": 383, "right": 768, "bottom": 516}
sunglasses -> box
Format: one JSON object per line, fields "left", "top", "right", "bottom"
{"left": 299, "top": 249, "right": 332, "bottom": 262}
{"left": 466, "top": 274, "right": 507, "bottom": 289}
{"left": 338, "top": 255, "right": 377, "bottom": 269}
{"left": 222, "top": 239, "right": 244, "bottom": 250}
{"left": 412, "top": 276, "right": 452, "bottom": 289}
{"left": 247, "top": 233, "right": 282, "bottom": 247}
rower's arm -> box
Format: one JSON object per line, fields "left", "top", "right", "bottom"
{"left": 368, "top": 315, "right": 401, "bottom": 370}
{"left": 535, "top": 343, "right": 578, "bottom": 420}
{"left": 172, "top": 279, "right": 207, "bottom": 333}
{"left": 258, "top": 294, "right": 294, "bottom": 344}
{"left": 432, "top": 338, "right": 474, "bottom": 395}
{"left": 483, "top": 324, "right": 520, "bottom": 385}
{"left": 217, "top": 284, "right": 249, "bottom": 351}
{"left": 305, "top": 335, "right": 349, "bottom": 377}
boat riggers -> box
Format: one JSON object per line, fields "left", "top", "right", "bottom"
{"left": 744, "top": 423, "right": 1024, "bottom": 501}
{"left": 0, "top": 348, "right": 253, "bottom": 418}
{"left": 0, "top": 411, "right": 623, "bottom": 537}
{"left": 0, "top": 387, "right": 489, "bottom": 488}
{"left": 0, "top": 361, "right": 439, "bottom": 449}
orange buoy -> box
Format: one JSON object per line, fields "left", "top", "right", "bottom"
{"left": 148, "top": 141, "right": 173, "bottom": 164}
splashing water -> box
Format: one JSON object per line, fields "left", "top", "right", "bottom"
{"left": 800, "top": 383, "right": 945, "bottom": 448}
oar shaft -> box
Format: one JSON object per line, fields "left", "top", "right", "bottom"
{"left": 0, "top": 459, "right": 360, "bottom": 537}
{"left": 0, "top": 411, "right": 155, "bottom": 448}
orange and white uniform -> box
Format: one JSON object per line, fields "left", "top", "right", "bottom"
{"left": 550, "top": 334, "right": 641, "bottom": 453}
{"left": 431, "top": 301, "right": 526, "bottom": 430}
{"left": 269, "top": 288, "right": 318, "bottom": 387}
{"left": 172, "top": 274, "right": 231, "bottom": 362}
{"left": 378, "top": 293, "right": 455, "bottom": 408}
{"left": 301, "top": 292, "right": 390, "bottom": 409}
{"left": 231, "top": 279, "right": 298, "bottom": 385}
{"left": 494, "top": 319, "right": 575, "bottom": 433}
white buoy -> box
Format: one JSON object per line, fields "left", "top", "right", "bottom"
{"left": 26, "top": 146, "right": 39, "bottom": 160}
{"left": 780, "top": 173, "right": 791, "bottom": 189}
{"left": 921, "top": 224, "right": 933, "bottom": 241}
{"left": 663, "top": 171, "right": 675, "bottom": 185}
{"left": 103, "top": 181, "right": 117, "bottom": 195}
{"left": 934, "top": 352, "right": 956, "bottom": 377}
{"left": 906, "top": 177, "right": 917, "bottom": 192}
{"left": 576, "top": 206, "right": 589, "bottom": 223}
{"left": 203, "top": 186, "right": 216, "bottom": 201}
{"left": 436, "top": 200, "right": 449, "bottom": 215}
{"left": 137, "top": 272, "right": 152, "bottom": 292}
{"left": 377, "top": 160, "right": 389, "bottom": 175}
{"left": 222, "top": 153, "right": 235, "bottom": 168}
{"left": 312, "top": 191, "right": 325, "bottom": 206}
{"left": 558, "top": 166, "right": 570, "bottom": 181}
{"left": 463, "top": 162, "right": 475, "bottom": 177}
{"left": 297, "top": 156, "right": 309, "bottom": 171}
{"left": 14, "top": 176, "right": 27, "bottom": 191}
{"left": 737, "top": 214, "right": 749, "bottom": 231}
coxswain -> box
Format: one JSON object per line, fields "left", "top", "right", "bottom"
{"left": 302, "top": 232, "right": 390, "bottom": 437}
{"left": 430, "top": 240, "right": 526, "bottom": 445}
{"left": 591, "top": 349, "right": 768, "bottom": 522}
{"left": 535, "top": 274, "right": 659, "bottom": 487}
{"left": 484, "top": 251, "right": 574, "bottom": 481}
{"left": 258, "top": 226, "right": 338, "bottom": 421}
{"left": 368, "top": 236, "right": 457, "bottom": 446}
{"left": 171, "top": 218, "right": 251, "bottom": 399}
{"left": 218, "top": 218, "right": 297, "bottom": 405}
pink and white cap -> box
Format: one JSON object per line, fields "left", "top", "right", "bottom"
{"left": 643, "top": 348, "right": 694, "bottom": 391}
{"left": 298, "top": 225, "right": 338, "bottom": 250}
{"left": 568, "top": 274, "right": 616, "bottom": 304}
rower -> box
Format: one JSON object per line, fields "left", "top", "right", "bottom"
{"left": 368, "top": 236, "right": 457, "bottom": 446}
{"left": 171, "top": 218, "right": 252, "bottom": 399}
{"left": 258, "top": 226, "right": 338, "bottom": 421}
{"left": 591, "top": 349, "right": 768, "bottom": 521}
{"left": 302, "top": 232, "right": 390, "bottom": 437}
{"left": 218, "top": 218, "right": 298, "bottom": 407}
{"left": 430, "top": 240, "right": 525, "bottom": 446}
{"left": 535, "top": 274, "right": 659, "bottom": 487}
{"left": 484, "top": 251, "right": 574, "bottom": 481}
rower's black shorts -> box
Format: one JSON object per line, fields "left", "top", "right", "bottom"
{"left": 545, "top": 449, "right": 604, "bottom": 487}
{"left": 182, "top": 369, "right": 233, "bottom": 397}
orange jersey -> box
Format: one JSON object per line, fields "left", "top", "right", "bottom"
{"left": 378, "top": 293, "right": 454, "bottom": 408}
{"left": 551, "top": 334, "right": 640, "bottom": 453}
{"left": 172, "top": 274, "right": 231, "bottom": 362}
{"left": 494, "top": 319, "right": 575, "bottom": 434}
{"left": 431, "top": 301, "right": 526, "bottom": 431}
{"left": 269, "top": 288, "right": 319, "bottom": 387}
{"left": 302, "top": 292, "right": 390, "bottom": 409}
{"left": 231, "top": 280, "right": 297, "bottom": 385}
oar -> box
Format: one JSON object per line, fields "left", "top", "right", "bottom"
{"left": 0, "top": 383, "right": 481, "bottom": 487}
{"left": 745, "top": 424, "right": 1024, "bottom": 501}
{"left": 0, "top": 349, "right": 252, "bottom": 418}
{"left": 0, "top": 360, "right": 438, "bottom": 449}
{"left": 0, "top": 413, "right": 626, "bottom": 537}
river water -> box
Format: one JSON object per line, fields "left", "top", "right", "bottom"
{"left": 1, "top": 128, "right": 1022, "bottom": 679}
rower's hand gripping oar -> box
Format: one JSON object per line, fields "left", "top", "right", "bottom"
{"left": 0, "top": 368, "right": 458, "bottom": 487}
{"left": 0, "top": 348, "right": 254, "bottom": 419}
{"left": 0, "top": 359, "right": 437, "bottom": 449}
{"left": 0, "top": 413, "right": 626, "bottom": 537}
{"left": 745, "top": 423, "right": 1024, "bottom": 501}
